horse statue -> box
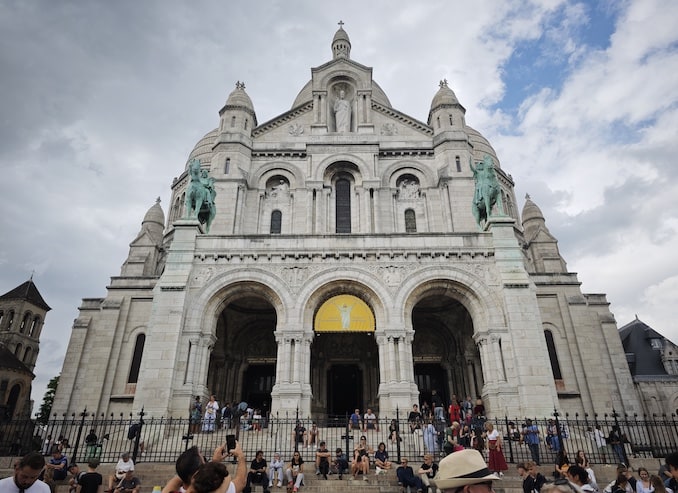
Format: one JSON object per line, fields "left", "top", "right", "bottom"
{"left": 470, "top": 154, "right": 503, "bottom": 228}
{"left": 184, "top": 159, "right": 217, "bottom": 233}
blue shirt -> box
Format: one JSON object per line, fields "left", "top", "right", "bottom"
{"left": 523, "top": 425, "right": 540, "bottom": 445}
{"left": 49, "top": 455, "right": 68, "bottom": 480}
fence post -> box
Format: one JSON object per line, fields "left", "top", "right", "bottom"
{"left": 504, "top": 416, "right": 514, "bottom": 463}
{"left": 554, "top": 408, "right": 564, "bottom": 466}
{"left": 294, "top": 408, "right": 299, "bottom": 453}
{"left": 71, "top": 408, "right": 88, "bottom": 464}
{"left": 131, "top": 408, "right": 145, "bottom": 463}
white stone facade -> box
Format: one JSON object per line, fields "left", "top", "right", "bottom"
{"left": 52, "top": 27, "right": 641, "bottom": 420}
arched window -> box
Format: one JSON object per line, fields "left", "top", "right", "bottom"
{"left": 23, "top": 346, "right": 31, "bottom": 364}
{"left": 455, "top": 156, "right": 461, "bottom": 172}
{"left": 335, "top": 178, "right": 351, "bottom": 233}
{"left": 0, "top": 311, "right": 4, "bottom": 328}
{"left": 14, "top": 343, "right": 22, "bottom": 357}
{"left": 405, "top": 209, "right": 417, "bottom": 233}
{"left": 20, "top": 313, "right": 31, "bottom": 333}
{"left": 7, "top": 311, "right": 14, "bottom": 330}
{"left": 230, "top": 116, "right": 236, "bottom": 128}
{"left": 30, "top": 316, "right": 40, "bottom": 337}
{"left": 244, "top": 118, "right": 249, "bottom": 130}
{"left": 128, "top": 334, "right": 146, "bottom": 384}
{"left": 7, "top": 384, "right": 21, "bottom": 418}
{"left": 173, "top": 197, "right": 181, "bottom": 222}
{"left": 544, "top": 330, "right": 563, "bottom": 380}
{"left": 270, "top": 210, "right": 282, "bottom": 234}
{"left": 224, "top": 158, "right": 230, "bottom": 174}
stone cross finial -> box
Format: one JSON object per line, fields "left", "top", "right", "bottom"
{"left": 439, "top": 79, "right": 448, "bottom": 88}
{"left": 525, "top": 193, "right": 531, "bottom": 200}
{"left": 156, "top": 197, "right": 161, "bottom": 204}
{"left": 235, "top": 81, "right": 246, "bottom": 90}
{"left": 338, "top": 20, "right": 344, "bottom": 28}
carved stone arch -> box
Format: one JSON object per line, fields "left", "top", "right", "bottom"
{"left": 296, "top": 269, "right": 392, "bottom": 332}
{"left": 666, "top": 391, "right": 678, "bottom": 416}
{"left": 252, "top": 161, "right": 305, "bottom": 189}
{"left": 382, "top": 161, "right": 436, "bottom": 189}
{"left": 396, "top": 266, "right": 506, "bottom": 333}
{"left": 186, "top": 269, "right": 290, "bottom": 336}
{"left": 123, "top": 325, "right": 147, "bottom": 343}
{"left": 319, "top": 70, "right": 364, "bottom": 91}
{"left": 314, "top": 154, "right": 371, "bottom": 182}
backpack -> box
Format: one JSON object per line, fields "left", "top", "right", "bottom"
{"left": 127, "top": 423, "right": 140, "bottom": 440}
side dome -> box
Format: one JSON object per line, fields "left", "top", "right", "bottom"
{"left": 466, "top": 126, "right": 500, "bottom": 167}
{"left": 291, "top": 80, "right": 392, "bottom": 109}
{"left": 186, "top": 128, "right": 218, "bottom": 169}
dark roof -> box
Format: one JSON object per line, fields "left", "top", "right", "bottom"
{"left": 0, "top": 345, "right": 33, "bottom": 376}
{"left": 0, "top": 280, "right": 51, "bottom": 311}
{"left": 619, "top": 317, "right": 670, "bottom": 376}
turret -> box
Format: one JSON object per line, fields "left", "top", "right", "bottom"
{"left": 428, "top": 79, "right": 466, "bottom": 136}
{"left": 521, "top": 194, "right": 567, "bottom": 273}
{"left": 332, "top": 22, "right": 351, "bottom": 59}
{"left": 218, "top": 81, "right": 257, "bottom": 140}
{"left": 120, "top": 198, "right": 166, "bottom": 277}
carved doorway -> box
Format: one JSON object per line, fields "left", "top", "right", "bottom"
{"left": 310, "top": 333, "right": 379, "bottom": 418}
{"left": 242, "top": 364, "right": 275, "bottom": 416}
{"left": 327, "top": 364, "right": 362, "bottom": 418}
{"left": 414, "top": 363, "right": 447, "bottom": 408}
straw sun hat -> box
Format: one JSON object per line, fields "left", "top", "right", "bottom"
{"left": 431, "top": 449, "right": 500, "bottom": 490}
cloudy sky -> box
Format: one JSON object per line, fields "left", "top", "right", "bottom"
{"left": 1, "top": 0, "right": 677, "bottom": 412}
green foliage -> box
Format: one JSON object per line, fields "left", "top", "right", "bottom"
{"left": 35, "top": 375, "right": 59, "bottom": 424}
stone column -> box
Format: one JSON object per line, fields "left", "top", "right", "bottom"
{"left": 376, "top": 334, "right": 388, "bottom": 384}
{"left": 465, "top": 356, "right": 476, "bottom": 398}
{"left": 388, "top": 337, "right": 397, "bottom": 382}
{"left": 185, "top": 337, "right": 200, "bottom": 386}
{"left": 490, "top": 335, "right": 506, "bottom": 382}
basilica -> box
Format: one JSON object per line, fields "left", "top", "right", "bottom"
{"left": 52, "top": 26, "right": 641, "bottom": 420}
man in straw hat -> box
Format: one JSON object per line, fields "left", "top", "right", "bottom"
{"left": 431, "top": 449, "right": 500, "bottom": 493}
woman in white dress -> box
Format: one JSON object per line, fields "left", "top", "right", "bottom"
{"left": 202, "top": 395, "right": 219, "bottom": 432}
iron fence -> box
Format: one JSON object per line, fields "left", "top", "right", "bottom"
{"left": 2, "top": 409, "right": 677, "bottom": 465}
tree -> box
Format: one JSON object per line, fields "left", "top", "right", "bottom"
{"left": 35, "top": 375, "right": 59, "bottom": 424}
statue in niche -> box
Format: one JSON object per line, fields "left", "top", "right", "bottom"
{"left": 398, "top": 178, "right": 420, "bottom": 200}
{"left": 470, "top": 154, "right": 503, "bottom": 227}
{"left": 268, "top": 179, "right": 290, "bottom": 198}
{"left": 334, "top": 89, "right": 351, "bottom": 133}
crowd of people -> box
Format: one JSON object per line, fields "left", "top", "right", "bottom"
{"left": 4, "top": 438, "right": 678, "bottom": 493}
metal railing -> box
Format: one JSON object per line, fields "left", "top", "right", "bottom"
{"left": 3, "top": 408, "right": 677, "bottom": 465}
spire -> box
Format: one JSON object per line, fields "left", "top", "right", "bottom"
{"left": 332, "top": 21, "right": 351, "bottom": 59}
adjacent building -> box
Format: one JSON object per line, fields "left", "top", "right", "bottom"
{"left": 0, "top": 278, "right": 49, "bottom": 419}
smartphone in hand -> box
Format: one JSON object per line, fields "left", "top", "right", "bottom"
{"left": 226, "top": 434, "right": 236, "bottom": 451}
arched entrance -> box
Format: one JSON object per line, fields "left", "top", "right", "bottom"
{"left": 310, "top": 293, "right": 379, "bottom": 419}
{"left": 207, "top": 294, "right": 277, "bottom": 416}
{"left": 411, "top": 293, "right": 481, "bottom": 406}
